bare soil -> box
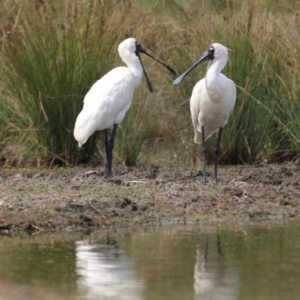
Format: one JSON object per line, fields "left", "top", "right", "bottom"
{"left": 0, "top": 162, "right": 299, "bottom": 232}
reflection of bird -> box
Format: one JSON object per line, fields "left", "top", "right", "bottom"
{"left": 76, "top": 240, "right": 145, "bottom": 300}
{"left": 74, "top": 37, "right": 176, "bottom": 177}
{"left": 193, "top": 234, "right": 240, "bottom": 300}
{"left": 173, "top": 43, "right": 236, "bottom": 184}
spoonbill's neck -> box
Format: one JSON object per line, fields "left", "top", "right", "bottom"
{"left": 205, "top": 59, "right": 226, "bottom": 86}
{"left": 126, "top": 58, "right": 144, "bottom": 85}
{"left": 207, "top": 58, "right": 226, "bottom": 75}
{"left": 204, "top": 59, "right": 228, "bottom": 102}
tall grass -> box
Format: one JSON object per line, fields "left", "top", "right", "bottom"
{"left": 1, "top": 0, "right": 300, "bottom": 167}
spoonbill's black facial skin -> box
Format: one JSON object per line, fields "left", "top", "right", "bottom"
{"left": 172, "top": 43, "right": 236, "bottom": 184}
{"left": 74, "top": 37, "right": 176, "bottom": 177}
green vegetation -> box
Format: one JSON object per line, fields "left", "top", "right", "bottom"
{"left": 0, "top": 0, "right": 300, "bottom": 167}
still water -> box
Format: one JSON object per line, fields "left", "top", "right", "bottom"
{"left": 0, "top": 220, "right": 299, "bottom": 300}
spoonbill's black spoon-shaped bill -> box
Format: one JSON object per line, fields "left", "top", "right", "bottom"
{"left": 173, "top": 43, "right": 236, "bottom": 184}
{"left": 74, "top": 37, "right": 176, "bottom": 177}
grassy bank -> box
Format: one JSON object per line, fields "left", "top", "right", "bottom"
{"left": 0, "top": 0, "right": 300, "bottom": 168}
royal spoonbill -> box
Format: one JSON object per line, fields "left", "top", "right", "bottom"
{"left": 74, "top": 37, "right": 176, "bottom": 177}
{"left": 173, "top": 43, "right": 236, "bottom": 184}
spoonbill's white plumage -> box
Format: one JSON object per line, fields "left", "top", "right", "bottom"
{"left": 74, "top": 37, "right": 175, "bottom": 176}
{"left": 173, "top": 43, "right": 236, "bottom": 184}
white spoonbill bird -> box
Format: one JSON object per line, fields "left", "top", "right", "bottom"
{"left": 74, "top": 37, "right": 176, "bottom": 177}
{"left": 173, "top": 43, "right": 236, "bottom": 184}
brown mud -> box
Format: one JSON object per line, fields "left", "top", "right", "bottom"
{"left": 0, "top": 162, "right": 299, "bottom": 233}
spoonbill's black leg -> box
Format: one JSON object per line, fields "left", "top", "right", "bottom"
{"left": 201, "top": 126, "right": 207, "bottom": 184}
{"left": 214, "top": 127, "right": 223, "bottom": 184}
{"left": 104, "top": 129, "right": 111, "bottom": 176}
{"left": 104, "top": 124, "right": 118, "bottom": 177}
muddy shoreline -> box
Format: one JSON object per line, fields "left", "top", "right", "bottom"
{"left": 0, "top": 162, "right": 299, "bottom": 232}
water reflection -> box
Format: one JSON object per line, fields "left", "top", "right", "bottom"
{"left": 0, "top": 221, "right": 300, "bottom": 300}
{"left": 194, "top": 233, "right": 240, "bottom": 300}
{"left": 76, "top": 238, "right": 145, "bottom": 300}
